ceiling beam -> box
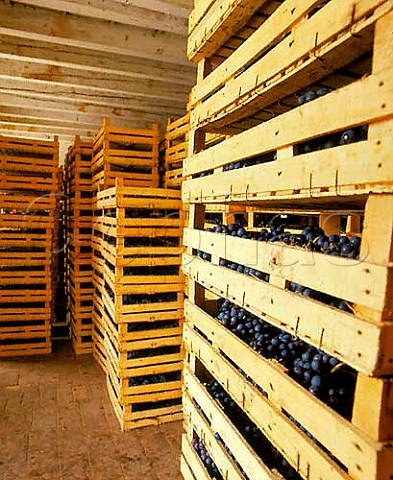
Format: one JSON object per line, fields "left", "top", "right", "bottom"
{"left": 0, "top": 2, "right": 191, "bottom": 66}
{"left": 0, "top": 120, "right": 161, "bottom": 138}
{"left": 0, "top": 79, "right": 187, "bottom": 113}
{"left": 0, "top": 115, "right": 102, "bottom": 131}
{"left": 0, "top": 120, "right": 97, "bottom": 136}
{"left": 0, "top": 58, "right": 191, "bottom": 102}
{"left": 0, "top": 112, "right": 162, "bottom": 131}
{"left": 9, "top": 0, "right": 189, "bottom": 35}
{"left": 0, "top": 92, "right": 185, "bottom": 118}
{"left": 0, "top": 129, "right": 83, "bottom": 143}
{"left": 0, "top": 105, "right": 163, "bottom": 127}
{"left": 0, "top": 35, "right": 195, "bottom": 85}
{"left": 108, "top": 0, "right": 192, "bottom": 16}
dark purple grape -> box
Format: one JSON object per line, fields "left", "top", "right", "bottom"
{"left": 328, "top": 234, "right": 340, "bottom": 243}
{"left": 304, "top": 90, "right": 317, "bottom": 102}
{"left": 316, "top": 87, "right": 330, "bottom": 97}
{"left": 350, "top": 236, "right": 361, "bottom": 249}
{"left": 311, "top": 375, "right": 322, "bottom": 387}
{"left": 339, "top": 129, "right": 357, "bottom": 145}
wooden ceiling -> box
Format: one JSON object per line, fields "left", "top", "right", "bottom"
{"left": 0, "top": 0, "right": 195, "bottom": 146}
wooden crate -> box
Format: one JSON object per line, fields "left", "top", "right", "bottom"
{"left": 95, "top": 182, "right": 183, "bottom": 235}
{"left": 0, "top": 191, "right": 58, "bottom": 215}
{"left": 91, "top": 118, "right": 159, "bottom": 191}
{"left": 92, "top": 282, "right": 106, "bottom": 369}
{"left": 0, "top": 134, "right": 58, "bottom": 155}
{"left": 64, "top": 137, "right": 93, "bottom": 192}
{"left": 0, "top": 213, "right": 56, "bottom": 230}
{"left": 69, "top": 320, "right": 93, "bottom": 355}
{"left": 102, "top": 250, "right": 183, "bottom": 287}
{"left": 0, "top": 135, "right": 59, "bottom": 195}
{"left": 106, "top": 368, "right": 183, "bottom": 431}
{"left": 0, "top": 336, "right": 51, "bottom": 357}
{"left": 182, "top": 295, "right": 393, "bottom": 480}
{"left": 105, "top": 324, "right": 183, "bottom": 376}
{"left": 0, "top": 284, "right": 53, "bottom": 304}
{"left": 0, "top": 171, "right": 59, "bottom": 193}
{"left": 103, "top": 282, "right": 184, "bottom": 319}
{"left": 0, "top": 230, "right": 53, "bottom": 249}
{"left": 0, "top": 267, "right": 51, "bottom": 286}
{"left": 67, "top": 259, "right": 93, "bottom": 281}
{"left": 67, "top": 288, "right": 93, "bottom": 312}
{"left": 103, "top": 303, "right": 183, "bottom": 341}
{"left": 106, "top": 354, "right": 182, "bottom": 406}
{"left": 66, "top": 191, "right": 93, "bottom": 207}
{"left": 0, "top": 319, "right": 51, "bottom": 340}
{"left": 183, "top": 195, "right": 393, "bottom": 376}
{"left": 164, "top": 113, "right": 189, "bottom": 188}
{"left": 189, "top": 1, "right": 392, "bottom": 132}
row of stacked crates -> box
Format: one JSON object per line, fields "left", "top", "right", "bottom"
{"left": 64, "top": 137, "right": 94, "bottom": 353}
{"left": 90, "top": 119, "right": 184, "bottom": 430}
{"left": 181, "top": 1, "right": 393, "bottom": 480}
{"left": 0, "top": 135, "right": 60, "bottom": 356}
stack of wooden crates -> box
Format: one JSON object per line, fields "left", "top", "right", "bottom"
{"left": 64, "top": 137, "right": 94, "bottom": 354}
{"left": 0, "top": 135, "right": 60, "bottom": 356}
{"left": 91, "top": 118, "right": 184, "bottom": 430}
{"left": 164, "top": 114, "right": 190, "bottom": 188}
{"left": 181, "top": 2, "right": 393, "bottom": 480}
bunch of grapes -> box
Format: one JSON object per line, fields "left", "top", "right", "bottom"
{"left": 127, "top": 319, "right": 178, "bottom": 333}
{"left": 219, "top": 258, "right": 269, "bottom": 281}
{"left": 257, "top": 225, "right": 361, "bottom": 259}
{"left": 207, "top": 381, "right": 302, "bottom": 479}
{"left": 128, "top": 370, "right": 181, "bottom": 387}
{"left": 216, "top": 299, "right": 356, "bottom": 418}
{"left": 122, "top": 292, "right": 178, "bottom": 305}
{"left": 203, "top": 221, "right": 362, "bottom": 259}
{"left": 288, "top": 282, "right": 352, "bottom": 312}
{"left": 126, "top": 345, "right": 180, "bottom": 360}
{"left": 194, "top": 249, "right": 212, "bottom": 262}
{"left": 296, "top": 87, "right": 367, "bottom": 152}
{"left": 191, "top": 437, "right": 223, "bottom": 479}
{"left": 195, "top": 241, "right": 354, "bottom": 313}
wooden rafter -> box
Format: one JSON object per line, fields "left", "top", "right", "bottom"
{"left": 0, "top": 0, "right": 194, "bottom": 143}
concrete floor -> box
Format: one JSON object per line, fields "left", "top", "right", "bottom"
{"left": 0, "top": 341, "right": 183, "bottom": 480}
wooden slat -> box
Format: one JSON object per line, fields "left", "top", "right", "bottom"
{"left": 188, "top": 0, "right": 267, "bottom": 61}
